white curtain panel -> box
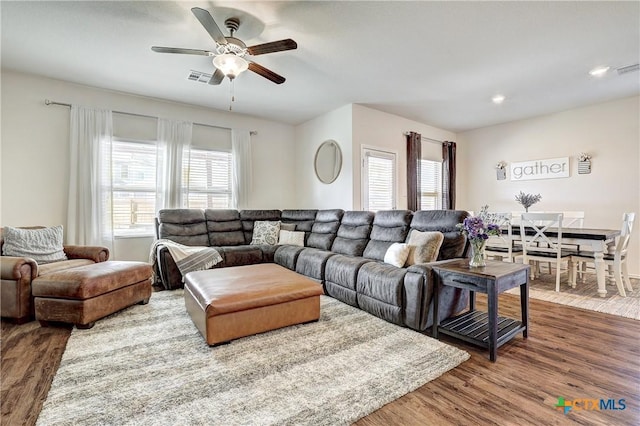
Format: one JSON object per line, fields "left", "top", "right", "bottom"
{"left": 156, "top": 118, "right": 192, "bottom": 210}
{"left": 67, "top": 105, "right": 114, "bottom": 252}
{"left": 231, "top": 130, "right": 252, "bottom": 209}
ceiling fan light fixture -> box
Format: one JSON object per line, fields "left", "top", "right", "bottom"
{"left": 213, "top": 54, "right": 248, "bottom": 80}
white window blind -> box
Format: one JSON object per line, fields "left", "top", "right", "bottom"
{"left": 111, "top": 140, "right": 157, "bottom": 236}
{"left": 183, "top": 148, "right": 232, "bottom": 209}
{"left": 420, "top": 159, "right": 442, "bottom": 210}
{"left": 363, "top": 148, "right": 396, "bottom": 211}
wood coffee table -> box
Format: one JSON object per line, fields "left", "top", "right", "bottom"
{"left": 431, "top": 259, "right": 529, "bottom": 361}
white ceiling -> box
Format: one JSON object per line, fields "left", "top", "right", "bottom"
{"left": 2, "top": 1, "right": 639, "bottom": 132}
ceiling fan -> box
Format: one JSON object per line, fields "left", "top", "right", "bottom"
{"left": 152, "top": 7, "right": 296, "bottom": 85}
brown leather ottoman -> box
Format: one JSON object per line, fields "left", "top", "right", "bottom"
{"left": 184, "top": 263, "right": 324, "bottom": 346}
{"left": 32, "top": 261, "right": 152, "bottom": 329}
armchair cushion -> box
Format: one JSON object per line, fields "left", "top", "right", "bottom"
{"left": 2, "top": 225, "right": 67, "bottom": 264}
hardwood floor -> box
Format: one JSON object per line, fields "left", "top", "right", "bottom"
{"left": 2, "top": 294, "right": 638, "bottom": 425}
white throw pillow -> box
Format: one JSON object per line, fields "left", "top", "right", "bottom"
{"left": 2, "top": 225, "right": 67, "bottom": 264}
{"left": 405, "top": 230, "right": 444, "bottom": 266}
{"left": 250, "top": 221, "right": 281, "bottom": 245}
{"left": 278, "top": 230, "right": 305, "bottom": 247}
{"left": 383, "top": 243, "right": 410, "bottom": 268}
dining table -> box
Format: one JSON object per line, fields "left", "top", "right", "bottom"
{"left": 509, "top": 226, "right": 621, "bottom": 297}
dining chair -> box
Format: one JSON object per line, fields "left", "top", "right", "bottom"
{"left": 570, "top": 212, "right": 635, "bottom": 297}
{"left": 539, "top": 211, "right": 585, "bottom": 273}
{"left": 484, "top": 212, "right": 522, "bottom": 262}
{"left": 520, "top": 213, "right": 574, "bottom": 292}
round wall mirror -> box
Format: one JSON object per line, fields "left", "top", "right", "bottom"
{"left": 314, "top": 140, "right": 342, "bottom": 184}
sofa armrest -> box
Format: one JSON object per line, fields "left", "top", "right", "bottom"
{"left": 1, "top": 256, "right": 38, "bottom": 280}
{"left": 63, "top": 245, "right": 110, "bottom": 263}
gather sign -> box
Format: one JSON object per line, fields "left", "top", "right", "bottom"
{"left": 510, "top": 157, "right": 570, "bottom": 181}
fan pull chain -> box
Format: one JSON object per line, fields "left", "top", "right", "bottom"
{"left": 229, "top": 79, "right": 236, "bottom": 111}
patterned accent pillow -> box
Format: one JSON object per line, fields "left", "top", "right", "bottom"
{"left": 250, "top": 221, "right": 281, "bottom": 245}
{"left": 278, "top": 230, "right": 305, "bottom": 247}
{"left": 383, "top": 243, "right": 410, "bottom": 267}
{"left": 405, "top": 230, "right": 444, "bottom": 265}
{"left": 2, "top": 225, "right": 68, "bottom": 264}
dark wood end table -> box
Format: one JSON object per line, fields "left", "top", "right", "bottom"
{"left": 431, "top": 259, "right": 529, "bottom": 362}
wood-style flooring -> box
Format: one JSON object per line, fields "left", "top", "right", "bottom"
{"left": 2, "top": 294, "right": 638, "bottom": 426}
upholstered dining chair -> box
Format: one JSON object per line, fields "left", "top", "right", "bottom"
{"left": 570, "top": 212, "right": 635, "bottom": 297}
{"left": 484, "top": 212, "right": 521, "bottom": 263}
{"left": 519, "top": 213, "right": 574, "bottom": 292}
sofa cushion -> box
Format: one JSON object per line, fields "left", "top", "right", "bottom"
{"left": 274, "top": 245, "right": 305, "bottom": 271}
{"left": 2, "top": 225, "right": 68, "bottom": 264}
{"left": 356, "top": 262, "right": 407, "bottom": 326}
{"left": 281, "top": 210, "right": 318, "bottom": 232}
{"left": 410, "top": 210, "right": 470, "bottom": 260}
{"left": 295, "top": 248, "right": 335, "bottom": 281}
{"left": 330, "top": 211, "right": 374, "bottom": 257}
{"left": 405, "top": 230, "right": 444, "bottom": 265}
{"left": 217, "top": 246, "right": 263, "bottom": 267}
{"left": 250, "top": 221, "right": 281, "bottom": 245}
{"left": 324, "top": 255, "right": 372, "bottom": 307}
{"left": 306, "top": 209, "right": 343, "bottom": 250}
{"left": 158, "top": 209, "right": 209, "bottom": 246}
{"left": 38, "top": 259, "right": 95, "bottom": 276}
{"left": 363, "top": 210, "right": 412, "bottom": 261}
{"left": 205, "top": 209, "right": 244, "bottom": 246}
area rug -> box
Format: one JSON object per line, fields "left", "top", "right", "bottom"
{"left": 507, "top": 273, "right": 640, "bottom": 320}
{"left": 37, "top": 291, "right": 469, "bottom": 426}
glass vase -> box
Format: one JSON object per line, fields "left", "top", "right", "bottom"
{"left": 469, "top": 239, "right": 487, "bottom": 268}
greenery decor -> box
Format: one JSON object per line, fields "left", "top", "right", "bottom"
{"left": 515, "top": 191, "right": 542, "bottom": 212}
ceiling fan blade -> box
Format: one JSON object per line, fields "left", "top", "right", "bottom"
{"left": 248, "top": 62, "right": 286, "bottom": 84}
{"left": 151, "top": 46, "right": 213, "bottom": 56}
{"left": 246, "top": 39, "right": 297, "bottom": 56}
{"left": 208, "top": 69, "right": 225, "bottom": 85}
{"left": 191, "top": 7, "right": 228, "bottom": 46}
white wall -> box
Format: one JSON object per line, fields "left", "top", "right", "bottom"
{"left": 351, "top": 104, "right": 456, "bottom": 210}
{"left": 1, "top": 71, "right": 296, "bottom": 261}
{"left": 457, "top": 96, "right": 640, "bottom": 276}
{"left": 293, "top": 104, "right": 353, "bottom": 209}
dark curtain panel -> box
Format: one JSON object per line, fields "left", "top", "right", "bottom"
{"left": 442, "top": 141, "right": 457, "bottom": 210}
{"left": 406, "top": 132, "right": 422, "bottom": 211}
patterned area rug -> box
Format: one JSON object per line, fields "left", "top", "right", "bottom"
{"left": 37, "top": 292, "right": 469, "bottom": 426}
{"left": 507, "top": 272, "right": 640, "bottom": 320}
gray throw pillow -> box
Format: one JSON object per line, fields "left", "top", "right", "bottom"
{"left": 2, "top": 225, "right": 67, "bottom": 264}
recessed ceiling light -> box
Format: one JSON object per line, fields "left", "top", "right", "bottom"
{"left": 492, "top": 94, "right": 505, "bottom": 104}
{"left": 589, "top": 66, "right": 610, "bottom": 77}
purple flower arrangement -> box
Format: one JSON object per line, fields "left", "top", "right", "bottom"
{"left": 457, "top": 216, "right": 500, "bottom": 242}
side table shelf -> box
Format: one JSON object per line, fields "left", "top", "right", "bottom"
{"left": 439, "top": 311, "right": 526, "bottom": 349}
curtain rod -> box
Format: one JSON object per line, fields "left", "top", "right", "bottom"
{"left": 44, "top": 99, "right": 257, "bottom": 135}
{"left": 402, "top": 131, "right": 442, "bottom": 145}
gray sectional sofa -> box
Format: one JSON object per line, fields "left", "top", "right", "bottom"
{"left": 154, "top": 208, "right": 470, "bottom": 331}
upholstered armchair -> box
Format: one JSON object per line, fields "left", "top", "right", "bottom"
{"left": 0, "top": 228, "right": 109, "bottom": 323}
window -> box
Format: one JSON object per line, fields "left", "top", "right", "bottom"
{"left": 362, "top": 148, "right": 396, "bottom": 211}
{"left": 420, "top": 159, "right": 442, "bottom": 210}
{"left": 111, "top": 140, "right": 157, "bottom": 236}
{"left": 183, "top": 148, "right": 232, "bottom": 209}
